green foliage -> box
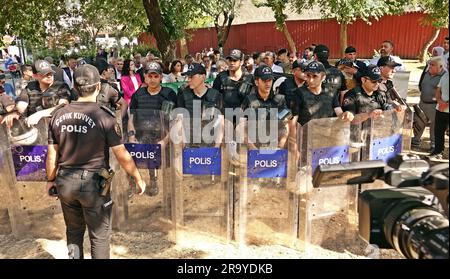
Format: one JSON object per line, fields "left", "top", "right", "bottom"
{"left": 253, "top": 0, "right": 289, "bottom": 30}
{"left": 414, "top": 0, "right": 449, "bottom": 28}
{"left": 290, "top": 0, "right": 409, "bottom": 25}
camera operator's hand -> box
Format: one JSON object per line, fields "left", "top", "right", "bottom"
{"left": 369, "top": 109, "right": 384, "bottom": 119}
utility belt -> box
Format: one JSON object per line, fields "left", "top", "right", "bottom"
{"left": 58, "top": 167, "right": 115, "bottom": 197}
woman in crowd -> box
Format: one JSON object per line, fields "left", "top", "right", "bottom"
{"left": 120, "top": 59, "right": 142, "bottom": 104}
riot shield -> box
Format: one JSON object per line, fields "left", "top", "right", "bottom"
{"left": 6, "top": 117, "right": 65, "bottom": 238}
{"left": 360, "top": 109, "right": 413, "bottom": 190}
{"left": 112, "top": 109, "right": 172, "bottom": 232}
{"left": 234, "top": 117, "right": 298, "bottom": 248}
{"left": 297, "top": 117, "right": 358, "bottom": 252}
{"left": 170, "top": 113, "right": 232, "bottom": 243}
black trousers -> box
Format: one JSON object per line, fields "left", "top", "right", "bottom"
{"left": 434, "top": 110, "right": 449, "bottom": 154}
{"left": 56, "top": 169, "right": 113, "bottom": 259}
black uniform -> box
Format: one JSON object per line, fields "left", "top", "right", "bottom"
{"left": 323, "top": 63, "right": 347, "bottom": 95}
{"left": 48, "top": 102, "right": 122, "bottom": 259}
{"left": 278, "top": 76, "right": 305, "bottom": 110}
{"left": 377, "top": 79, "right": 399, "bottom": 107}
{"left": 292, "top": 85, "right": 340, "bottom": 126}
{"left": 97, "top": 78, "right": 122, "bottom": 110}
{"left": 18, "top": 80, "right": 71, "bottom": 116}
{"left": 213, "top": 70, "right": 254, "bottom": 110}
{"left": 342, "top": 86, "right": 393, "bottom": 115}
{"left": 129, "top": 86, "right": 177, "bottom": 143}
{"left": 177, "top": 87, "right": 223, "bottom": 146}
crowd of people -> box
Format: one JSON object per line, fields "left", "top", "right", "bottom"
{"left": 0, "top": 37, "right": 448, "bottom": 259}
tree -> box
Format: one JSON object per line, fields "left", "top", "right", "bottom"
{"left": 193, "top": 0, "right": 243, "bottom": 54}
{"left": 416, "top": 0, "right": 449, "bottom": 62}
{"left": 291, "top": 0, "right": 408, "bottom": 57}
{"left": 252, "top": 0, "right": 298, "bottom": 55}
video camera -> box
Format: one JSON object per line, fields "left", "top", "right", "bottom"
{"left": 313, "top": 154, "right": 449, "bottom": 259}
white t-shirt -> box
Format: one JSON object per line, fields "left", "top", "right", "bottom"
{"left": 437, "top": 71, "right": 449, "bottom": 113}
{"left": 130, "top": 75, "right": 139, "bottom": 91}
{"left": 271, "top": 64, "right": 284, "bottom": 73}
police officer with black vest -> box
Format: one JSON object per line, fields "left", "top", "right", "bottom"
{"left": 377, "top": 56, "right": 405, "bottom": 109}
{"left": 95, "top": 59, "right": 128, "bottom": 118}
{"left": 278, "top": 60, "right": 308, "bottom": 110}
{"left": 241, "top": 65, "right": 290, "bottom": 148}
{"left": 313, "top": 44, "right": 347, "bottom": 101}
{"left": 342, "top": 65, "right": 403, "bottom": 122}
{"left": 46, "top": 64, "right": 146, "bottom": 259}
{"left": 13, "top": 60, "right": 71, "bottom": 127}
{"left": 213, "top": 49, "right": 253, "bottom": 122}
{"left": 292, "top": 61, "right": 353, "bottom": 126}
{"left": 178, "top": 63, "right": 223, "bottom": 147}
{"left": 128, "top": 62, "right": 177, "bottom": 196}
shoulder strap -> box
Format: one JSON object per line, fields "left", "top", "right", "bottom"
{"left": 100, "top": 105, "right": 116, "bottom": 118}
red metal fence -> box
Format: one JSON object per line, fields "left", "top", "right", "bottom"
{"left": 139, "top": 12, "right": 448, "bottom": 59}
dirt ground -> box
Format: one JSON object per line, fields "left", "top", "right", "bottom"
{"left": 0, "top": 60, "right": 447, "bottom": 259}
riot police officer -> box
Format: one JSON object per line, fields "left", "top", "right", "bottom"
{"left": 46, "top": 64, "right": 146, "bottom": 259}
{"left": 313, "top": 44, "right": 347, "bottom": 101}
{"left": 213, "top": 49, "right": 253, "bottom": 120}
{"left": 128, "top": 62, "right": 177, "bottom": 196}
{"left": 177, "top": 63, "right": 223, "bottom": 147}
{"left": 342, "top": 65, "right": 403, "bottom": 122}
{"left": 292, "top": 61, "right": 353, "bottom": 126}
{"left": 278, "top": 60, "right": 308, "bottom": 110}
{"left": 14, "top": 60, "right": 71, "bottom": 126}
{"left": 241, "top": 65, "right": 290, "bottom": 148}
{"left": 377, "top": 56, "right": 405, "bottom": 109}
{"left": 95, "top": 59, "right": 128, "bottom": 118}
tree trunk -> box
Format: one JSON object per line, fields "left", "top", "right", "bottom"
{"left": 179, "top": 36, "right": 189, "bottom": 58}
{"left": 420, "top": 28, "right": 441, "bottom": 63}
{"left": 142, "top": 0, "right": 176, "bottom": 63}
{"left": 281, "top": 23, "right": 297, "bottom": 56}
{"left": 216, "top": 13, "right": 234, "bottom": 53}
{"left": 339, "top": 23, "right": 348, "bottom": 58}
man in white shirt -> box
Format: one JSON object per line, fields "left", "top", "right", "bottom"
{"left": 370, "top": 40, "right": 406, "bottom": 71}
{"left": 263, "top": 51, "right": 284, "bottom": 73}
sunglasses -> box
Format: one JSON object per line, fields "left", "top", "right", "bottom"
{"left": 364, "top": 78, "right": 381, "bottom": 84}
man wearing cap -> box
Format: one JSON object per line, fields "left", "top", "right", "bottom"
{"left": 44, "top": 56, "right": 65, "bottom": 83}
{"left": 336, "top": 58, "right": 360, "bottom": 103}
{"left": 369, "top": 40, "right": 406, "bottom": 72}
{"left": 95, "top": 58, "right": 127, "bottom": 118}
{"left": 377, "top": 56, "right": 405, "bottom": 109}
{"left": 342, "top": 65, "right": 402, "bottom": 122}
{"left": 213, "top": 49, "right": 254, "bottom": 121}
{"left": 337, "top": 46, "right": 368, "bottom": 72}
{"left": 46, "top": 64, "right": 146, "bottom": 259}
{"left": 177, "top": 63, "right": 223, "bottom": 147}
{"left": 292, "top": 61, "right": 353, "bottom": 126}
{"left": 128, "top": 62, "right": 177, "bottom": 196}
{"left": 241, "top": 65, "right": 290, "bottom": 148}
{"left": 10, "top": 60, "right": 71, "bottom": 127}
{"left": 313, "top": 44, "right": 347, "bottom": 104}
{"left": 278, "top": 60, "right": 308, "bottom": 110}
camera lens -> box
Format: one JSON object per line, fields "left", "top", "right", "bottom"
{"left": 384, "top": 199, "right": 449, "bottom": 259}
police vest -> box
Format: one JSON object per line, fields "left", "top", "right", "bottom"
{"left": 297, "top": 87, "right": 335, "bottom": 126}
{"left": 324, "top": 66, "right": 344, "bottom": 94}
{"left": 26, "top": 81, "right": 67, "bottom": 113}
{"left": 181, "top": 87, "right": 221, "bottom": 116}
{"left": 97, "top": 82, "right": 118, "bottom": 109}
{"left": 353, "top": 88, "right": 390, "bottom": 114}
{"left": 220, "top": 71, "right": 254, "bottom": 108}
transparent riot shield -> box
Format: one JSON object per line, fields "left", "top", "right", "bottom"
{"left": 170, "top": 113, "right": 232, "bottom": 243}
{"left": 360, "top": 109, "right": 413, "bottom": 190}
{"left": 297, "top": 117, "right": 359, "bottom": 252}
{"left": 6, "top": 117, "right": 65, "bottom": 238}
{"left": 234, "top": 117, "right": 298, "bottom": 248}
{"left": 112, "top": 109, "right": 171, "bottom": 232}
